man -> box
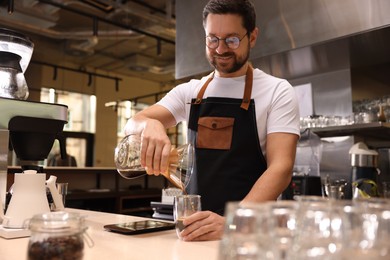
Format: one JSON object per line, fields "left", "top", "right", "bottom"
{"left": 124, "top": 0, "right": 300, "bottom": 241}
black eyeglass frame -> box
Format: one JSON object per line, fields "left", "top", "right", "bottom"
{"left": 205, "top": 33, "right": 248, "bottom": 50}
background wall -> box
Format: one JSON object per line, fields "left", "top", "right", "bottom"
{"left": 25, "top": 63, "right": 165, "bottom": 167}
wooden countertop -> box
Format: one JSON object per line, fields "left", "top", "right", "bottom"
{"left": 0, "top": 208, "right": 220, "bottom": 260}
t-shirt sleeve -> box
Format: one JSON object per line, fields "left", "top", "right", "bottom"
{"left": 157, "top": 82, "right": 189, "bottom": 124}
{"left": 267, "top": 80, "right": 301, "bottom": 136}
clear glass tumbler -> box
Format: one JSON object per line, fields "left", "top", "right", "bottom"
{"left": 218, "top": 202, "right": 271, "bottom": 260}
{"left": 173, "top": 195, "right": 201, "bottom": 239}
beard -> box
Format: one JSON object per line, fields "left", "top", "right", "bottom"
{"left": 206, "top": 43, "right": 250, "bottom": 74}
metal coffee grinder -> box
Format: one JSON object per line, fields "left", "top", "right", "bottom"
{"left": 0, "top": 28, "right": 68, "bottom": 238}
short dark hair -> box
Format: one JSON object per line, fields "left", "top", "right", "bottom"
{"left": 203, "top": 0, "right": 256, "bottom": 33}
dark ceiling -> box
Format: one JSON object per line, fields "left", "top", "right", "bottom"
{"left": 0, "top": 0, "right": 181, "bottom": 85}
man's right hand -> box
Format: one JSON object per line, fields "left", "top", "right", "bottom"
{"left": 124, "top": 104, "right": 177, "bottom": 176}
{"left": 139, "top": 118, "right": 172, "bottom": 175}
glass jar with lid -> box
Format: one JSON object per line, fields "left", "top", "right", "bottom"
{"left": 27, "top": 211, "right": 90, "bottom": 260}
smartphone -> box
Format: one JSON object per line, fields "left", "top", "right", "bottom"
{"left": 103, "top": 220, "right": 175, "bottom": 235}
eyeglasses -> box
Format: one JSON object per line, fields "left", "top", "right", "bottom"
{"left": 205, "top": 33, "right": 248, "bottom": 50}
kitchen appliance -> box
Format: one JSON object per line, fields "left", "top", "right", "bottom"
{"left": 349, "top": 142, "right": 380, "bottom": 199}
{"left": 0, "top": 28, "right": 68, "bottom": 238}
{"left": 0, "top": 108, "right": 68, "bottom": 239}
{"left": 2, "top": 170, "right": 64, "bottom": 229}
{"left": 0, "top": 27, "right": 33, "bottom": 100}
{"left": 323, "top": 177, "right": 348, "bottom": 199}
{"left": 150, "top": 188, "right": 182, "bottom": 221}
{"left": 282, "top": 175, "right": 323, "bottom": 200}
{"left": 282, "top": 129, "right": 323, "bottom": 199}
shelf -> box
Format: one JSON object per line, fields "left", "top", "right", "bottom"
{"left": 310, "top": 122, "right": 390, "bottom": 139}
{"left": 7, "top": 166, "right": 118, "bottom": 175}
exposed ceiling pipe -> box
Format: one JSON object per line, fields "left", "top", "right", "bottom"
{"left": 129, "top": 0, "right": 175, "bottom": 20}
{"left": 1, "top": 0, "right": 178, "bottom": 78}
{"left": 8, "top": 0, "right": 14, "bottom": 14}
{"left": 68, "top": 36, "right": 99, "bottom": 54}
{"left": 37, "top": 0, "right": 175, "bottom": 44}
{"left": 108, "top": 1, "right": 176, "bottom": 28}
{"left": 148, "top": 64, "right": 175, "bottom": 75}
{"left": 0, "top": 14, "right": 143, "bottom": 40}
{"left": 15, "top": 0, "right": 60, "bottom": 22}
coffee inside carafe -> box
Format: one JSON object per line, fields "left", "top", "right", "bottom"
{"left": 115, "top": 134, "right": 194, "bottom": 191}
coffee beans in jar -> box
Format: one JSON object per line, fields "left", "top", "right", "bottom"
{"left": 28, "top": 212, "right": 88, "bottom": 260}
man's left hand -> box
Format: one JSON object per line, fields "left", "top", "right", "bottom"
{"left": 179, "top": 211, "right": 225, "bottom": 241}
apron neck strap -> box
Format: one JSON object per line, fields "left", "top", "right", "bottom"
{"left": 195, "top": 64, "right": 253, "bottom": 110}
{"left": 194, "top": 72, "right": 214, "bottom": 104}
{"left": 241, "top": 64, "right": 253, "bottom": 110}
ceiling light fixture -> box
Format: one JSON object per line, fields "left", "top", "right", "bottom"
{"left": 80, "top": 0, "right": 114, "bottom": 13}
{"left": 7, "top": 0, "right": 14, "bottom": 14}
{"left": 37, "top": 0, "right": 175, "bottom": 45}
{"left": 93, "top": 17, "right": 98, "bottom": 36}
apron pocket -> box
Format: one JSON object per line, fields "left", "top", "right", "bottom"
{"left": 197, "top": 117, "right": 235, "bottom": 150}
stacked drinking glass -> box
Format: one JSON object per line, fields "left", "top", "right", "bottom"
{"left": 219, "top": 197, "right": 390, "bottom": 259}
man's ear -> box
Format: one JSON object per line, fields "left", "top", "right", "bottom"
{"left": 250, "top": 27, "right": 259, "bottom": 48}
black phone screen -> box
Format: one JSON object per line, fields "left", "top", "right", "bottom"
{"left": 104, "top": 220, "right": 175, "bottom": 235}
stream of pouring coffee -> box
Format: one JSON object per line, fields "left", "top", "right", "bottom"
{"left": 163, "top": 148, "right": 188, "bottom": 195}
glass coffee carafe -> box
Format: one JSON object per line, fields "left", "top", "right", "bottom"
{"left": 114, "top": 134, "right": 194, "bottom": 191}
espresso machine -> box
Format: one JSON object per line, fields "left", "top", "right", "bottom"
{"left": 0, "top": 28, "right": 68, "bottom": 238}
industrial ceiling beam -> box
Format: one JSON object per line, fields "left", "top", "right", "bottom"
{"left": 37, "top": 0, "right": 175, "bottom": 45}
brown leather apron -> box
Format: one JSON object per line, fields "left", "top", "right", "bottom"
{"left": 187, "top": 65, "right": 267, "bottom": 215}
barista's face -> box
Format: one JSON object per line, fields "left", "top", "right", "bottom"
{"left": 204, "top": 14, "right": 258, "bottom": 77}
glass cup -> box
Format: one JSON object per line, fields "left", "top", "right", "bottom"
{"left": 293, "top": 200, "right": 345, "bottom": 259}
{"left": 56, "top": 183, "right": 68, "bottom": 207}
{"left": 114, "top": 134, "right": 194, "bottom": 190}
{"left": 382, "top": 181, "right": 390, "bottom": 198}
{"left": 323, "top": 178, "right": 347, "bottom": 200}
{"left": 341, "top": 203, "right": 390, "bottom": 259}
{"left": 294, "top": 195, "right": 329, "bottom": 203}
{"left": 218, "top": 202, "right": 270, "bottom": 260}
{"left": 267, "top": 201, "right": 299, "bottom": 260}
{"left": 173, "top": 195, "right": 201, "bottom": 239}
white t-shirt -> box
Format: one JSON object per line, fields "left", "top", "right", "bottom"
{"left": 157, "top": 68, "right": 300, "bottom": 156}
